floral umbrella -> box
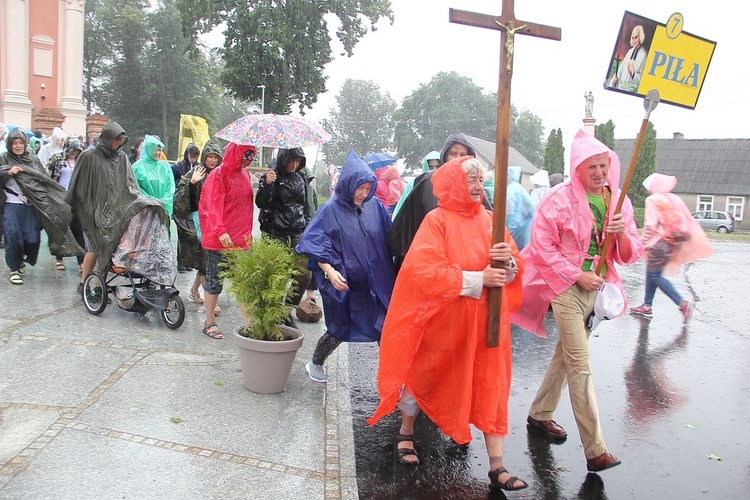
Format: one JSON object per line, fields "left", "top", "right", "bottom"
{"left": 216, "top": 113, "right": 332, "bottom": 149}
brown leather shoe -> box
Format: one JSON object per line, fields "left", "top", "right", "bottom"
{"left": 586, "top": 452, "right": 621, "bottom": 472}
{"left": 527, "top": 415, "right": 568, "bottom": 440}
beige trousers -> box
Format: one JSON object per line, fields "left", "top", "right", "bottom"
{"left": 529, "top": 284, "right": 607, "bottom": 459}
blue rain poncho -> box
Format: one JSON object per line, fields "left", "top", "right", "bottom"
{"left": 296, "top": 151, "right": 395, "bottom": 342}
{"left": 131, "top": 135, "right": 175, "bottom": 216}
{"left": 506, "top": 165, "right": 536, "bottom": 250}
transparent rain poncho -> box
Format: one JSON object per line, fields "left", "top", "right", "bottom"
{"left": 112, "top": 207, "right": 176, "bottom": 284}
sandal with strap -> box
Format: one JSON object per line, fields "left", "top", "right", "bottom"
{"left": 9, "top": 272, "right": 23, "bottom": 285}
{"left": 488, "top": 467, "right": 528, "bottom": 492}
{"left": 202, "top": 322, "right": 224, "bottom": 339}
{"left": 55, "top": 260, "right": 66, "bottom": 271}
{"left": 188, "top": 288, "right": 204, "bottom": 304}
{"left": 394, "top": 433, "right": 420, "bottom": 466}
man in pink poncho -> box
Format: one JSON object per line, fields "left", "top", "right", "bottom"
{"left": 630, "top": 173, "right": 712, "bottom": 324}
{"left": 512, "top": 130, "right": 643, "bottom": 472}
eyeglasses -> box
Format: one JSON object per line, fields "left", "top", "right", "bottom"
{"left": 242, "top": 151, "right": 256, "bottom": 160}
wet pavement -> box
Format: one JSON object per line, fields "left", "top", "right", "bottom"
{"left": 0, "top": 228, "right": 356, "bottom": 500}
{"left": 1, "top": 237, "right": 748, "bottom": 499}
{"left": 347, "top": 241, "right": 750, "bottom": 499}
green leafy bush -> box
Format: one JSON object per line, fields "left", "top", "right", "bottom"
{"left": 221, "top": 237, "right": 301, "bottom": 341}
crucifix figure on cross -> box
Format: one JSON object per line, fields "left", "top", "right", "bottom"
{"left": 494, "top": 20, "right": 527, "bottom": 72}
{"left": 449, "top": 0, "right": 561, "bottom": 347}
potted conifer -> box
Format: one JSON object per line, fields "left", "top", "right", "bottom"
{"left": 221, "top": 237, "right": 304, "bottom": 394}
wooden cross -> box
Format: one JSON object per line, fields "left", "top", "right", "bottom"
{"left": 450, "top": 1, "right": 561, "bottom": 347}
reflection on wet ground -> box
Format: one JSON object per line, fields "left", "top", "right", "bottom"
{"left": 350, "top": 242, "right": 750, "bottom": 499}
{"left": 624, "top": 320, "right": 688, "bottom": 428}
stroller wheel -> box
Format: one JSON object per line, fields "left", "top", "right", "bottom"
{"left": 161, "top": 292, "right": 185, "bottom": 330}
{"left": 83, "top": 272, "right": 108, "bottom": 315}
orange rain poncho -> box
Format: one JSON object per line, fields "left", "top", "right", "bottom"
{"left": 368, "top": 157, "right": 524, "bottom": 444}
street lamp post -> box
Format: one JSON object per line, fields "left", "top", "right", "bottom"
{"left": 257, "top": 84, "right": 265, "bottom": 167}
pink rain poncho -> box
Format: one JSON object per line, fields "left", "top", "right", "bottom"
{"left": 511, "top": 130, "right": 643, "bottom": 337}
{"left": 641, "top": 173, "right": 712, "bottom": 275}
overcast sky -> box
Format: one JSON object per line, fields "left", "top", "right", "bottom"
{"left": 299, "top": 0, "right": 745, "bottom": 157}
{"left": 203, "top": 0, "right": 746, "bottom": 165}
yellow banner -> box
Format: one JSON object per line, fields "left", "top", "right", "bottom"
{"left": 605, "top": 12, "right": 716, "bottom": 109}
{"left": 177, "top": 114, "right": 210, "bottom": 160}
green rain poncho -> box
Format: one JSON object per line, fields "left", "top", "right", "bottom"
{"left": 131, "top": 135, "right": 175, "bottom": 216}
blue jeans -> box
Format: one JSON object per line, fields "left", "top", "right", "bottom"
{"left": 644, "top": 270, "right": 683, "bottom": 307}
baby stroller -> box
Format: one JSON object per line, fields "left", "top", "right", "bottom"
{"left": 82, "top": 208, "right": 185, "bottom": 330}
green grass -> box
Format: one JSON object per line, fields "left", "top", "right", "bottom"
{"left": 705, "top": 230, "right": 750, "bottom": 242}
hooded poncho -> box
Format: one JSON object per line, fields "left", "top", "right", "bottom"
{"left": 47, "top": 137, "right": 83, "bottom": 189}
{"left": 173, "top": 139, "right": 224, "bottom": 269}
{"left": 37, "top": 127, "right": 67, "bottom": 166}
{"left": 368, "top": 156, "right": 524, "bottom": 444}
{"left": 29, "top": 136, "right": 44, "bottom": 156}
{"left": 66, "top": 121, "right": 167, "bottom": 272}
{"left": 641, "top": 173, "right": 712, "bottom": 275}
{"left": 198, "top": 142, "right": 255, "bottom": 251}
{"left": 295, "top": 151, "right": 395, "bottom": 342}
{"left": 511, "top": 130, "right": 643, "bottom": 337}
{"left": 0, "top": 129, "right": 83, "bottom": 257}
{"left": 387, "top": 133, "right": 484, "bottom": 267}
{"left": 131, "top": 135, "right": 175, "bottom": 217}
{"left": 505, "top": 165, "right": 536, "bottom": 250}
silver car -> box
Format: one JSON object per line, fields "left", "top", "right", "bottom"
{"left": 691, "top": 210, "right": 735, "bottom": 233}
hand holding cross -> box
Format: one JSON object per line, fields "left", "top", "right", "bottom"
{"left": 450, "top": 0, "right": 561, "bottom": 347}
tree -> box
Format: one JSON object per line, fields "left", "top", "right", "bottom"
{"left": 595, "top": 120, "right": 616, "bottom": 150}
{"left": 93, "top": 0, "right": 151, "bottom": 140}
{"left": 511, "top": 109, "right": 545, "bottom": 166}
{"left": 321, "top": 79, "right": 396, "bottom": 165}
{"left": 83, "top": 0, "right": 116, "bottom": 112}
{"left": 393, "top": 71, "right": 547, "bottom": 169}
{"left": 543, "top": 128, "right": 565, "bottom": 175}
{"left": 84, "top": 0, "right": 236, "bottom": 158}
{"left": 143, "top": 0, "right": 207, "bottom": 153}
{"left": 393, "top": 72, "right": 498, "bottom": 167}
{"left": 630, "top": 120, "right": 657, "bottom": 217}
{"left": 176, "top": 0, "right": 394, "bottom": 114}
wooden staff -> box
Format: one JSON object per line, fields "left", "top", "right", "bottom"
{"left": 595, "top": 89, "right": 660, "bottom": 275}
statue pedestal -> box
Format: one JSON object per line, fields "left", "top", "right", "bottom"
{"left": 582, "top": 118, "right": 596, "bottom": 136}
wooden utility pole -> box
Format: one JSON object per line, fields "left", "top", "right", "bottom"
{"left": 449, "top": 1, "right": 561, "bottom": 347}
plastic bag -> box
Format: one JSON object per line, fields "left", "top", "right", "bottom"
{"left": 587, "top": 282, "right": 625, "bottom": 332}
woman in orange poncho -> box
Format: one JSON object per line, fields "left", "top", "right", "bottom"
{"left": 367, "top": 156, "right": 527, "bottom": 492}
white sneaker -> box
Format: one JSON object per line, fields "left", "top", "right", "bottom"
{"left": 305, "top": 362, "right": 327, "bottom": 383}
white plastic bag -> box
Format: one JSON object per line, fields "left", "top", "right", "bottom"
{"left": 587, "top": 282, "right": 625, "bottom": 333}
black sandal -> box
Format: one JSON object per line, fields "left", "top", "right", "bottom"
{"left": 394, "top": 433, "right": 419, "bottom": 466}
{"left": 489, "top": 466, "right": 528, "bottom": 492}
